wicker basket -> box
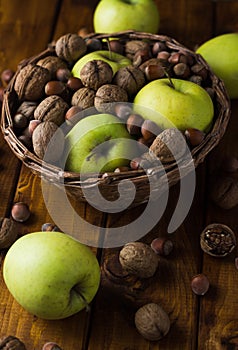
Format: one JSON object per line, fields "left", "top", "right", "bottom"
{"left": 1, "top": 30, "right": 231, "bottom": 208}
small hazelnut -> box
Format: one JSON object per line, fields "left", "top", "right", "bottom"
{"left": 152, "top": 41, "right": 167, "bottom": 56}
{"left": 86, "top": 38, "right": 103, "bottom": 52}
{"left": 184, "top": 128, "right": 205, "bottom": 147}
{"left": 66, "top": 77, "right": 83, "bottom": 91}
{"left": 11, "top": 202, "right": 30, "bottom": 222}
{"left": 45, "top": 81, "right": 66, "bottom": 97}
{"left": 191, "top": 273, "right": 210, "bottom": 295}
{"left": 56, "top": 67, "right": 72, "bottom": 82}
{"left": 28, "top": 119, "right": 41, "bottom": 135}
{"left": 191, "top": 63, "right": 208, "bottom": 80}
{"left": 144, "top": 64, "right": 165, "bottom": 81}
{"left": 108, "top": 40, "right": 124, "bottom": 55}
{"left": 42, "top": 342, "right": 63, "bottom": 350}
{"left": 141, "top": 119, "right": 161, "bottom": 142}
{"left": 151, "top": 237, "right": 173, "bottom": 256}
{"left": 173, "top": 62, "right": 190, "bottom": 79}
{"left": 13, "top": 113, "right": 28, "bottom": 129}
{"left": 114, "top": 166, "right": 130, "bottom": 173}
{"left": 130, "top": 157, "right": 142, "bottom": 170}
{"left": 126, "top": 113, "right": 144, "bottom": 136}
{"left": 65, "top": 106, "right": 84, "bottom": 125}
{"left": 157, "top": 50, "right": 170, "bottom": 61}
{"left": 119, "top": 241, "right": 159, "bottom": 278}
{"left": 135, "top": 303, "right": 170, "bottom": 341}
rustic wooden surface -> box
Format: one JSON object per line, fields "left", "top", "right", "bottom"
{"left": 0, "top": 1, "right": 238, "bottom": 349}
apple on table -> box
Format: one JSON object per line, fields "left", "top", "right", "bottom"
{"left": 133, "top": 78, "right": 214, "bottom": 132}
{"left": 196, "top": 32, "right": 238, "bottom": 99}
{"left": 93, "top": 0, "right": 160, "bottom": 34}
{"left": 3, "top": 231, "right": 101, "bottom": 320}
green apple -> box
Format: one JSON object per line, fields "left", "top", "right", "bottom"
{"left": 3, "top": 231, "right": 100, "bottom": 320}
{"left": 93, "top": 0, "right": 160, "bottom": 34}
{"left": 133, "top": 78, "right": 214, "bottom": 132}
{"left": 72, "top": 50, "right": 131, "bottom": 78}
{"left": 196, "top": 33, "right": 238, "bottom": 99}
{"left": 64, "top": 113, "right": 139, "bottom": 174}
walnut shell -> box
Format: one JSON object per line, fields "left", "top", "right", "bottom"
{"left": 32, "top": 121, "right": 65, "bottom": 162}
{"left": 80, "top": 60, "right": 113, "bottom": 90}
{"left": 149, "top": 128, "right": 187, "bottom": 163}
{"left": 0, "top": 217, "right": 19, "bottom": 249}
{"left": 0, "top": 335, "right": 26, "bottom": 350}
{"left": 71, "top": 87, "right": 96, "bottom": 110}
{"left": 94, "top": 84, "right": 128, "bottom": 113}
{"left": 15, "top": 101, "right": 38, "bottom": 120}
{"left": 200, "top": 223, "right": 236, "bottom": 257}
{"left": 37, "top": 55, "right": 68, "bottom": 79}
{"left": 135, "top": 303, "right": 170, "bottom": 341}
{"left": 119, "top": 242, "right": 159, "bottom": 278}
{"left": 125, "top": 40, "right": 151, "bottom": 60}
{"left": 34, "top": 95, "right": 68, "bottom": 126}
{"left": 14, "top": 63, "right": 51, "bottom": 101}
{"left": 113, "top": 65, "right": 146, "bottom": 98}
{"left": 55, "top": 33, "right": 87, "bottom": 65}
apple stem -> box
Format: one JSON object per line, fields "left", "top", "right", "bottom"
{"left": 162, "top": 65, "right": 175, "bottom": 89}
{"left": 71, "top": 285, "right": 91, "bottom": 312}
{"left": 106, "top": 38, "right": 112, "bottom": 60}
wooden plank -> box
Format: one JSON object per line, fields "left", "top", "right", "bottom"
{"left": 0, "top": 0, "right": 60, "bottom": 72}
{"left": 198, "top": 100, "right": 238, "bottom": 349}
{"left": 88, "top": 165, "right": 206, "bottom": 349}
{"left": 214, "top": 0, "right": 238, "bottom": 36}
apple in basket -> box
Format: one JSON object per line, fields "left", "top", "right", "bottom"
{"left": 3, "top": 231, "right": 101, "bottom": 320}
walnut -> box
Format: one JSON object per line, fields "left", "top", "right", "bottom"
{"left": 113, "top": 65, "right": 146, "bottom": 98}
{"left": 119, "top": 241, "right": 159, "bottom": 278}
{"left": 34, "top": 95, "right": 68, "bottom": 126}
{"left": 209, "top": 175, "right": 238, "bottom": 210}
{"left": 55, "top": 33, "right": 87, "bottom": 65}
{"left": 0, "top": 217, "right": 19, "bottom": 249}
{"left": 32, "top": 121, "right": 65, "bottom": 162}
{"left": 80, "top": 60, "right": 113, "bottom": 90}
{"left": 135, "top": 303, "right": 170, "bottom": 341}
{"left": 94, "top": 84, "right": 128, "bottom": 113}
{"left": 71, "top": 87, "right": 96, "bottom": 109}
{"left": 0, "top": 335, "right": 26, "bottom": 349}
{"left": 37, "top": 56, "right": 68, "bottom": 79}
{"left": 14, "top": 63, "right": 51, "bottom": 101}
{"left": 15, "top": 101, "right": 37, "bottom": 120}
{"left": 149, "top": 128, "right": 187, "bottom": 163}
{"left": 125, "top": 40, "right": 151, "bottom": 60}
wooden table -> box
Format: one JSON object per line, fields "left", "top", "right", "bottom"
{"left": 0, "top": 1, "right": 238, "bottom": 349}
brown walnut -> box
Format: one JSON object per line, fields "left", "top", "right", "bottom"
{"left": 71, "top": 87, "right": 96, "bottom": 110}
{"left": 119, "top": 241, "right": 159, "bottom": 278}
{"left": 80, "top": 60, "right": 113, "bottom": 90}
{"left": 55, "top": 33, "right": 87, "bottom": 65}
{"left": 32, "top": 121, "right": 65, "bottom": 162}
{"left": 94, "top": 84, "right": 128, "bottom": 113}
{"left": 113, "top": 65, "right": 146, "bottom": 98}
{"left": 0, "top": 217, "right": 19, "bottom": 249}
{"left": 0, "top": 335, "right": 26, "bottom": 350}
{"left": 125, "top": 40, "right": 151, "bottom": 60}
{"left": 37, "top": 56, "right": 68, "bottom": 79}
{"left": 14, "top": 63, "right": 51, "bottom": 101}
{"left": 149, "top": 128, "right": 187, "bottom": 163}
{"left": 34, "top": 95, "right": 68, "bottom": 126}
{"left": 135, "top": 303, "right": 170, "bottom": 341}
{"left": 15, "top": 101, "right": 37, "bottom": 120}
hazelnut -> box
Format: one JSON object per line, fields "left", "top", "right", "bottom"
{"left": 144, "top": 64, "right": 165, "bottom": 81}
{"left": 135, "top": 303, "right": 170, "bottom": 341}
{"left": 55, "top": 33, "right": 87, "bottom": 64}
{"left": 173, "top": 62, "right": 190, "bottom": 79}
{"left": 56, "top": 67, "right": 72, "bottom": 82}
{"left": 80, "top": 60, "right": 113, "bottom": 90}
{"left": 86, "top": 38, "right": 103, "bottom": 52}
{"left": 126, "top": 113, "right": 144, "bottom": 136}
{"left": 119, "top": 241, "right": 159, "bottom": 278}
{"left": 191, "top": 273, "right": 210, "bottom": 295}
{"left": 45, "top": 81, "right": 67, "bottom": 97}
{"left": 28, "top": 119, "right": 41, "bottom": 135}
{"left": 65, "top": 106, "right": 84, "bottom": 125}
{"left": 11, "top": 202, "right": 30, "bottom": 222}
{"left": 141, "top": 119, "right": 161, "bottom": 142}
{"left": 0, "top": 217, "right": 19, "bottom": 249}
{"left": 191, "top": 63, "right": 208, "bottom": 80}
{"left": 151, "top": 237, "right": 173, "bottom": 256}
{"left": 66, "top": 77, "right": 83, "bottom": 91}
{"left": 184, "top": 128, "right": 205, "bottom": 147}
{"left": 108, "top": 40, "right": 124, "bottom": 55}
{"left": 200, "top": 223, "right": 236, "bottom": 257}
{"left": 13, "top": 113, "right": 28, "bottom": 129}
{"left": 42, "top": 342, "right": 63, "bottom": 350}
{"left": 152, "top": 41, "right": 167, "bottom": 56}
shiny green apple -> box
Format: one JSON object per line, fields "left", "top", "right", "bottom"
{"left": 3, "top": 231, "right": 101, "bottom": 320}
{"left": 64, "top": 113, "right": 139, "bottom": 174}
{"left": 133, "top": 78, "right": 214, "bottom": 132}
{"left": 93, "top": 0, "right": 160, "bottom": 34}
{"left": 196, "top": 33, "right": 238, "bottom": 99}
{"left": 72, "top": 50, "right": 131, "bottom": 78}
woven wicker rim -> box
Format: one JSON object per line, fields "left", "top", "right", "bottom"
{"left": 1, "top": 30, "right": 231, "bottom": 205}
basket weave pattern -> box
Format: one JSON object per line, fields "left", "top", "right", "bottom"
{"left": 1, "top": 31, "right": 231, "bottom": 207}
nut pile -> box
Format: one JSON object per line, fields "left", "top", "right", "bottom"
{"left": 3, "top": 32, "right": 216, "bottom": 172}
